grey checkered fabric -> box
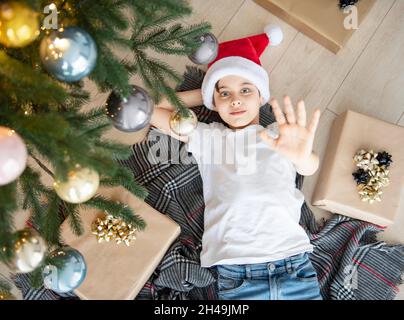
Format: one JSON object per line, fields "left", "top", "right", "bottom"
{"left": 14, "top": 66, "right": 404, "bottom": 300}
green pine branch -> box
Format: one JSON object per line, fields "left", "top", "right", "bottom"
{"left": 124, "top": 0, "right": 192, "bottom": 22}
{"left": 100, "top": 166, "right": 149, "bottom": 199}
{"left": 63, "top": 202, "right": 84, "bottom": 236}
{"left": 41, "top": 192, "right": 63, "bottom": 245}
{"left": 83, "top": 195, "right": 146, "bottom": 230}
{"left": 129, "top": 17, "right": 210, "bottom": 115}
{"left": 0, "top": 182, "right": 18, "bottom": 263}
{"left": 0, "top": 51, "right": 68, "bottom": 107}
{"left": 0, "top": 0, "right": 211, "bottom": 281}
{"left": 19, "top": 165, "right": 53, "bottom": 230}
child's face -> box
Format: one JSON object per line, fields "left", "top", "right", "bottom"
{"left": 212, "top": 75, "right": 264, "bottom": 130}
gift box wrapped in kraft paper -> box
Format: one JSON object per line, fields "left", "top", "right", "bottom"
{"left": 254, "top": 0, "right": 375, "bottom": 53}
{"left": 61, "top": 186, "right": 181, "bottom": 300}
{"left": 312, "top": 110, "right": 404, "bottom": 227}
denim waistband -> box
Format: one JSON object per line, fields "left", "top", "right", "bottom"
{"left": 215, "top": 252, "right": 310, "bottom": 279}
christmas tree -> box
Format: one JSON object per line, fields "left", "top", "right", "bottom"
{"left": 0, "top": 0, "right": 210, "bottom": 294}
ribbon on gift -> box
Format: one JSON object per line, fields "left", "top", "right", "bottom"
{"left": 91, "top": 213, "right": 138, "bottom": 246}
{"left": 352, "top": 149, "right": 392, "bottom": 204}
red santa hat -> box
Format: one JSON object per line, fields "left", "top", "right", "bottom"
{"left": 201, "top": 24, "right": 283, "bottom": 110}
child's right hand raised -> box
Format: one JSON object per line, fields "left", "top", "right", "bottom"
{"left": 259, "top": 96, "right": 321, "bottom": 173}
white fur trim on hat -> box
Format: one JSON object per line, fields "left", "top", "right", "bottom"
{"left": 201, "top": 56, "right": 270, "bottom": 110}
{"left": 264, "top": 24, "right": 283, "bottom": 46}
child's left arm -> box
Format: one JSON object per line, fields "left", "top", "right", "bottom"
{"left": 259, "top": 96, "right": 321, "bottom": 176}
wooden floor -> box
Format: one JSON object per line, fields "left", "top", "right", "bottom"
{"left": 140, "top": 0, "right": 404, "bottom": 298}
{"left": 96, "top": 0, "right": 404, "bottom": 298}
{"left": 1, "top": 0, "right": 403, "bottom": 300}
{"left": 75, "top": 0, "right": 404, "bottom": 247}
{"left": 137, "top": 0, "right": 404, "bottom": 244}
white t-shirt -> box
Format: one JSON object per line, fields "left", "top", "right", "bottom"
{"left": 185, "top": 121, "right": 313, "bottom": 267}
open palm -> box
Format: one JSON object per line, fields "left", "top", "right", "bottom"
{"left": 259, "top": 96, "right": 321, "bottom": 165}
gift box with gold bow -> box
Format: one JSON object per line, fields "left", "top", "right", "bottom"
{"left": 312, "top": 110, "right": 404, "bottom": 226}
{"left": 61, "top": 186, "right": 180, "bottom": 300}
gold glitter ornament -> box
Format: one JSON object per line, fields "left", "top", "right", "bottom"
{"left": 0, "top": 2, "right": 40, "bottom": 47}
{"left": 91, "top": 213, "right": 138, "bottom": 246}
{"left": 169, "top": 109, "right": 198, "bottom": 136}
{"left": 53, "top": 164, "right": 99, "bottom": 204}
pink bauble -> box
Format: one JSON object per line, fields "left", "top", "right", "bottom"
{"left": 0, "top": 126, "right": 28, "bottom": 186}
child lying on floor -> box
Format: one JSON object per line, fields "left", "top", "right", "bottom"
{"left": 149, "top": 25, "right": 322, "bottom": 300}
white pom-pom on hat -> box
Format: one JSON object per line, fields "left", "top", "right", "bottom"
{"left": 264, "top": 24, "right": 283, "bottom": 46}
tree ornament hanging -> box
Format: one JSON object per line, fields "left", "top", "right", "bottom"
{"left": 8, "top": 228, "right": 47, "bottom": 273}
{"left": 0, "top": 126, "right": 28, "bottom": 186}
{"left": 105, "top": 85, "right": 154, "bottom": 132}
{"left": 53, "top": 164, "right": 99, "bottom": 204}
{"left": 0, "top": 2, "right": 40, "bottom": 47}
{"left": 188, "top": 33, "right": 218, "bottom": 65}
{"left": 40, "top": 26, "right": 97, "bottom": 82}
{"left": 169, "top": 109, "right": 198, "bottom": 136}
{"left": 42, "top": 247, "right": 87, "bottom": 294}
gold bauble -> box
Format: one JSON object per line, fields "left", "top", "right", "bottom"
{"left": 9, "top": 228, "right": 47, "bottom": 273}
{"left": 0, "top": 2, "right": 40, "bottom": 47}
{"left": 53, "top": 165, "right": 99, "bottom": 204}
{"left": 169, "top": 109, "right": 198, "bottom": 136}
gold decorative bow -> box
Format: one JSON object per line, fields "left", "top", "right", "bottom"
{"left": 91, "top": 213, "right": 137, "bottom": 246}
{"left": 353, "top": 149, "right": 391, "bottom": 204}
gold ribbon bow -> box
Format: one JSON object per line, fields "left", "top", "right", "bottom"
{"left": 91, "top": 213, "right": 137, "bottom": 246}
{"left": 353, "top": 149, "right": 391, "bottom": 204}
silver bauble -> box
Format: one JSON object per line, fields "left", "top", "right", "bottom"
{"left": 10, "top": 228, "right": 47, "bottom": 273}
{"left": 105, "top": 85, "right": 154, "bottom": 132}
{"left": 40, "top": 26, "right": 97, "bottom": 82}
{"left": 188, "top": 33, "right": 218, "bottom": 65}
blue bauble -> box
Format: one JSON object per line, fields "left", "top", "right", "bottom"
{"left": 42, "top": 247, "right": 87, "bottom": 294}
{"left": 40, "top": 26, "right": 97, "bottom": 82}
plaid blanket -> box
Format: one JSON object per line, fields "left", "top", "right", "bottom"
{"left": 14, "top": 66, "right": 404, "bottom": 300}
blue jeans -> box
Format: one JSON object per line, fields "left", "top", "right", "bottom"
{"left": 215, "top": 252, "right": 322, "bottom": 300}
